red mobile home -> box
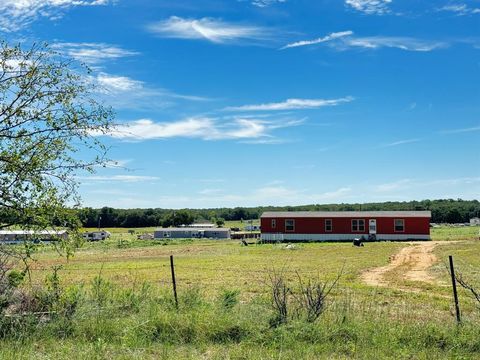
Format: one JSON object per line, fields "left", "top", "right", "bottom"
{"left": 260, "top": 211, "right": 431, "bottom": 242}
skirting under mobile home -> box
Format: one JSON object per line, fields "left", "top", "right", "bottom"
{"left": 260, "top": 211, "right": 431, "bottom": 242}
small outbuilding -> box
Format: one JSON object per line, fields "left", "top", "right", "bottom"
{"left": 470, "top": 217, "right": 480, "bottom": 226}
{"left": 154, "top": 227, "right": 230, "bottom": 239}
{"left": 260, "top": 211, "right": 431, "bottom": 242}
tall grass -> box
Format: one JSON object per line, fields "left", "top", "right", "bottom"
{"left": 0, "top": 268, "right": 479, "bottom": 359}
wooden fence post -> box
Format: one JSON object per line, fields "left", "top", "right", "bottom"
{"left": 170, "top": 255, "right": 178, "bottom": 309}
{"left": 449, "top": 255, "right": 461, "bottom": 324}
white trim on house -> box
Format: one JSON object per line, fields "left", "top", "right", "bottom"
{"left": 325, "top": 219, "right": 333, "bottom": 232}
{"left": 351, "top": 219, "right": 365, "bottom": 232}
{"left": 285, "top": 219, "right": 295, "bottom": 232}
{"left": 394, "top": 219, "right": 405, "bottom": 232}
{"left": 261, "top": 233, "right": 430, "bottom": 242}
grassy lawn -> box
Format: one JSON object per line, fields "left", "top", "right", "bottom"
{"left": 1, "top": 226, "right": 479, "bottom": 359}
{"left": 431, "top": 225, "right": 480, "bottom": 241}
{"left": 31, "top": 240, "right": 405, "bottom": 295}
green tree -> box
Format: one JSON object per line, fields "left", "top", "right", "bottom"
{"left": 162, "top": 210, "right": 194, "bottom": 227}
{"left": 0, "top": 41, "right": 113, "bottom": 260}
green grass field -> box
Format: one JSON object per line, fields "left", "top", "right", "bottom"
{"left": 1, "top": 226, "right": 480, "bottom": 359}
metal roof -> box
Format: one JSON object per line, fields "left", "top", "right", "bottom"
{"left": 261, "top": 211, "right": 431, "bottom": 218}
{"left": 154, "top": 227, "right": 230, "bottom": 232}
{"left": 0, "top": 230, "right": 68, "bottom": 235}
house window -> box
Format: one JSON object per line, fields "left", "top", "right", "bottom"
{"left": 271, "top": 219, "right": 276, "bottom": 228}
{"left": 352, "top": 219, "right": 365, "bottom": 232}
{"left": 285, "top": 219, "right": 295, "bottom": 232}
{"left": 325, "top": 219, "right": 332, "bottom": 232}
{"left": 394, "top": 219, "right": 405, "bottom": 232}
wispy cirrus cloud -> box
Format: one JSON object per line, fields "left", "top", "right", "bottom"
{"left": 78, "top": 175, "right": 160, "bottom": 183}
{"left": 224, "top": 97, "right": 354, "bottom": 111}
{"left": 146, "top": 16, "right": 272, "bottom": 44}
{"left": 345, "top": 0, "right": 392, "bottom": 15}
{"left": 440, "top": 125, "right": 480, "bottom": 134}
{"left": 281, "top": 31, "right": 353, "bottom": 49}
{"left": 0, "top": 0, "right": 110, "bottom": 32}
{"left": 374, "top": 177, "right": 480, "bottom": 194}
{"left": 97, "top": 116, "right": 303, "bottom": 142}
{"left": 92, "top": 72, "right": 210, "bottom": 110}
{"left": 96, "top": 73, "right": 143, "bottom": 92}
{"left": 250, "top": 0, "right": 287, "bottom": 7}
{"left": 381, "top": 138, "right": 421, "bottom": 147}
{"left": 375, "top": 179, "right": 412, "bottom": 192}
{"left": 96, "top": 159, "right": 133, "bottom": 169}
{"left": 52, "top": 43, "right": 139, "bottom": 65}
{"left": 341, "top": 36, "right": 447, "bottom": 52}
{"left": 438, "top": 3, "right": 480, "bottom": 15}
{"left": 282, "top": 31, "right": 447, "bottom": 52}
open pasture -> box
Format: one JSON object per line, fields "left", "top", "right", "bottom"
{"left": 2, "top": 226, "right": 480, "bottom": 359}
{"left": 29, "top": 226, "right": 480, "bottom": 309}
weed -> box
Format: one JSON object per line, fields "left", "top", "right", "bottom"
{"left": 219, "top": 289, "right": 240, "bottom": 310}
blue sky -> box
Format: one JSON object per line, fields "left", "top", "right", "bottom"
{"left": 1, "top": 0, "right": 479, "bottom": 208}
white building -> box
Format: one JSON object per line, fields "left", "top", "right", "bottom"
{"left": 82, "top": 230, "right": 111, "bottom": 241}
{"left": 0, "top": 230, "right": 68, "bottom": 244}
{"left": 470, "top": 217, "right": 480, "bottom": 226}
{"left": 154, "top": 227, "right": 230, "bottom": 239}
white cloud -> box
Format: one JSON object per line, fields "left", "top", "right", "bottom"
{"left": 281, "top": 31, "right": 354, "bottom": 49}
{"left": 147, "top": 16, "right": 270, "bottom": 44}
{"left": 438, "top": 3, "right": 480, "bottom": 15}
{"left": 253, "top": 186, "right": 301, "bottom": 199}
{"left": 96, "top": 73, "right": 143, "bottom": 92}
{"left": 225, "top": 97, "right": 354, "bottom": 111}
{"left": 381, "top": 138, "right": 421, "bottom": 147}
{"left": 341, "top": 36, "right": 447, "bottom": 52}
{"left": 346, "top": 0, "right": 392, "bottom": 15}
{"left": 91, "top": 72, "right": 210, "bottom": 110}
{"left": 375, "top": 179, "right": 412, "bottom": 192}
{"left": 98, "top": 116, "right": 302, "bottom": 142}
{"left": 52, "top": 43, "right": 139, "bottom": 65}
{"left": 281, "top": 32, "right": 446, "bottom": 52}
{"left": 374, "top": 177, "right": 480, "bottom": 194}
{"left": 250, "top": 0, "right": 286, "bottom": 7}
{"left": 0, "top": 0, "right": 110, "bottom": 32}
{"left": 240, "top": 138, "right": 292, "bottom": 145}
{"left": 441, "top": 125, "right": 480, "bottom": 134}
{"left": 198, "top": 188, "right": 224, "bottom": 195}
{"left": 94, "top": 159, "right": 133, "bottom": 169}
{"left": 315, "top": 187, "right": 352, "bottom": 201}
{"left": 106, "top": 118, "right": 215, "bottom": 140}
{"left": 78, "top": 175, "right": 160, "bottom": 183}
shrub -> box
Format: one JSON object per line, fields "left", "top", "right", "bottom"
{"left": 293, "top": 270, "right": 342, "bottom": 323}
{"left": 268, "top": 270, "right": 290, "bottom": 327}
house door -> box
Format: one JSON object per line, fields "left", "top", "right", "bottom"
{"left": 369, "top": 219, "right": 377, "bottom": 234}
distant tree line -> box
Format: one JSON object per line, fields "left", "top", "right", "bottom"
{"left": 74, "top": 199, "right": 480, "bottom": 228}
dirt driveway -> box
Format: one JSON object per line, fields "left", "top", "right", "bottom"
{"left": 361, "top": 241, "right": 450, "bottom": 289}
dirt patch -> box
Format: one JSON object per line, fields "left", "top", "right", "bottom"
{"left": 361, "top": 241, "right": 449, "bottom": 289}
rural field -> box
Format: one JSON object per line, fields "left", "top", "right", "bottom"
{"left": 0, "top": 225, "right": 479, "bottom": 359}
